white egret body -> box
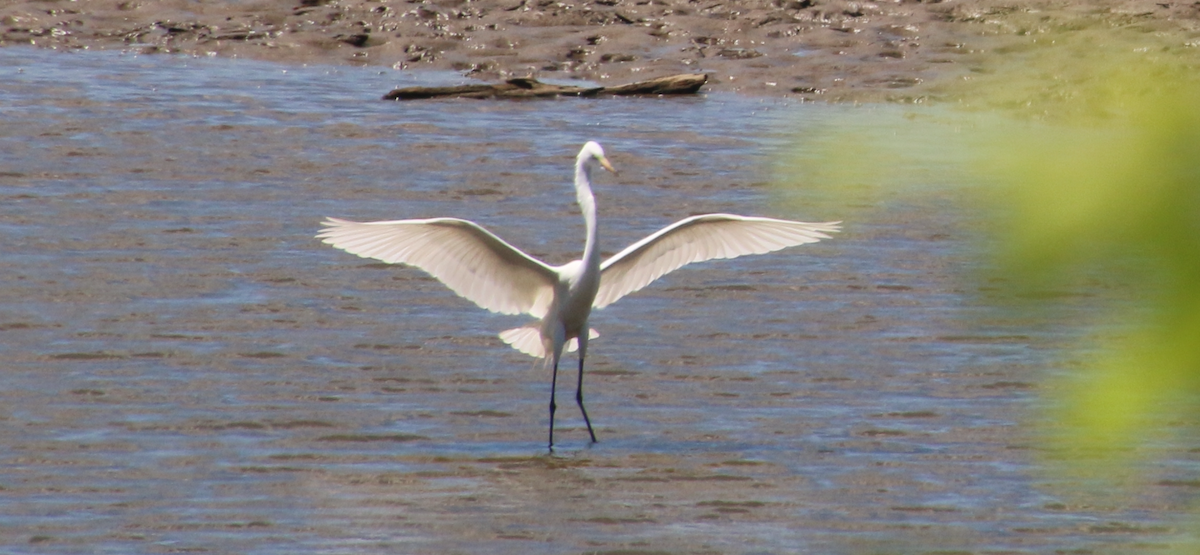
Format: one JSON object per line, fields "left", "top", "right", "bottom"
{"left": 317, "top": 141, "right": 840, "bottom": 448}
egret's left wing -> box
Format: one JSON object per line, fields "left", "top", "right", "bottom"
{"left": 594, "top": 214, "right": 840, "bottom": 309}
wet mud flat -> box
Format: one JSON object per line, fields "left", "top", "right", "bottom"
{"left": 1, "top": 48, "right": 1198, "bottom": 553}
{"left": 3, "top": 0, "right": 1199, "bottom": 101}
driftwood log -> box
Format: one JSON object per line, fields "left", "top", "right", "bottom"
{"left": 383, "top": 73, "right": 707, "bottom": 101}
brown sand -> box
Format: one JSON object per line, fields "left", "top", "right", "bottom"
{"left": 3, "top": 0, "right": 1198, "bottom": 100}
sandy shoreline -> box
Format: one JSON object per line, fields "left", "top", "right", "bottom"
{"left": 3, "top": 0, "right": 1199, "bottom": 101}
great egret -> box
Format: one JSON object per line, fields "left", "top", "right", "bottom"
{"left": 317, "top": 141, "right": 840, "bottom": 448}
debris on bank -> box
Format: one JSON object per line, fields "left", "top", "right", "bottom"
{"left": 383, "top": 73, "right": 708, "bottom": 100}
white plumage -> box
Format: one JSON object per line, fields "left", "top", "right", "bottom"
{"left": 317, "top": 141, "right": 840, "bottom": 448}
{"left": 594, "top": 213, "right": 837, "bottom": 309}
{"left": 318, "top": 217, "right": 558, "bottom": 318}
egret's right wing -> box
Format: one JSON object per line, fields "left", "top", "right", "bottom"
{"left": 317, "top": 217, "right": 558, "bottom": 318}
{"left": 595, "top": 214, "right": 840, "bottom": 309}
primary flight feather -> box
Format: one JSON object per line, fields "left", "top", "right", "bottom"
{"left": 317, "top": 141, "right": 840, "bottom": 448}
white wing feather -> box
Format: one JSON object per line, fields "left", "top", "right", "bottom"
{"left": 317, "top": 217, "right": 558, "bottom": 317}
{"left": 594, "top": 214, "right": 841, "bottom": 309}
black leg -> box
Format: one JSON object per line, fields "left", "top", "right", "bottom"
{"left": 576, "top": 355, "right": 597, "bottom": 443}
{"left": 548, "top": 356, "right": 559, "bottom": 450}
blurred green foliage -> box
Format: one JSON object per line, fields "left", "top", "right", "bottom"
{"left": 781, "top": 35, "right": 1200, "bottom": 481}
{"left": 1001, "top": 85, "right": 1200, "bottom": 466}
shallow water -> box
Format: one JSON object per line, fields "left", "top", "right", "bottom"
{"left": 0, "top": 47, "right": 1195, "bottom": 554}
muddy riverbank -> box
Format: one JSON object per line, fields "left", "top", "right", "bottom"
{"left": 4, "top": 0, "right": 1199, "bottom": 101}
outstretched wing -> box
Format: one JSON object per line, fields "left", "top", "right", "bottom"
{"left": 318, "top": 217, "right": 559, "bottom": 318}
{"left": 594, "top": 214, "right": 840, "bottom": 309}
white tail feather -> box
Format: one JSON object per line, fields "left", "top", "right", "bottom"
{"left": 499, "top": 326, "right": 545, "bottom": 358}
{"left": 499, "top": 326, "right": 599, "bottom": 359}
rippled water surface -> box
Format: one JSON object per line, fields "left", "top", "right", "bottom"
{"left": 1, "top": 47, "right": 1194, "bottom": 554}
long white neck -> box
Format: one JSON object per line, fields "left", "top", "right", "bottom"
{"left": 575, "top": 157, "right": 599, "bottom": 267}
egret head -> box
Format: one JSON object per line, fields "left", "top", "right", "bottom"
{"left": 580, "top": 141, "right": 617, "bottom": 174}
